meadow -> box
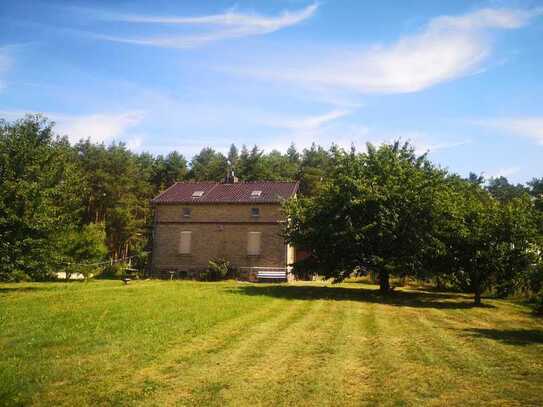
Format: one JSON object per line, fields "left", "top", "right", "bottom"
{"left": 1, "top": 280, "right": 542, "bottom": 406}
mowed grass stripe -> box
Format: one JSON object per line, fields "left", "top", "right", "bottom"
{"left": 419, "top": 306, "right": 543, "bottom": 406}
{"left": 230, "top": 299, "right": 347, "bottom": 406}
{"left": 136, "top": 297, "right": 318, "bottom": 406}
{"left": 34, "top": 288, "right": 289, "bottom": 406}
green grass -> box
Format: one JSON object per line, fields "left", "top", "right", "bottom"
{"left": 1, "top": 280, "right": 542, "bottom": 406}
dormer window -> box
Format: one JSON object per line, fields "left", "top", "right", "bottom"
{"left": 251, "top": 190, "right": 262, "bottom": 198}
{"left": 192, "top": 190, "right": 204, "bottom": 198}
{"left": 251, "top": 207, "right": 260, "bottom": 217}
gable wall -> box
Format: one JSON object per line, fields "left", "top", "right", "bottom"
{"left": 152, "top": 203, "right": 288, "bottom": 278}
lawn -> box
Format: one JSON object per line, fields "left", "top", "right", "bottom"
{"left": 1, "top": 280, "right": 542, "bottom": 406}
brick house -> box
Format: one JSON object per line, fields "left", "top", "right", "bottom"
{"left": 150, "top": 176, "right": 299, "bottom": 281}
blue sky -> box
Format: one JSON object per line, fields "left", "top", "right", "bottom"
{"left": 1, "top": 0, "right": 542, "bottom": 183}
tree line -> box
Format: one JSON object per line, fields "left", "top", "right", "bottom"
{"left": 283, "top": 142, "right": 543, "bottom": 307}
{"left": 1, "top": 114, "right": 542, "bottom": 310}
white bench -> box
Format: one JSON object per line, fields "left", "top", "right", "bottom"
{"left": 256, "top": 270, "right": 287, "bottom": 280}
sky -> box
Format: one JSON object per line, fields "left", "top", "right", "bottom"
{"left": 1, "top": 0, "right": 542, "bottom": 183}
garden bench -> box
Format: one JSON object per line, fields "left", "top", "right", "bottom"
{"left": 121, "top": 276, "right": 131, "bottom": 285}
{"left": 256, "top": 269, "right": 287, "bottom": 281}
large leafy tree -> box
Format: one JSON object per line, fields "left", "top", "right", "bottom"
{"left": 284, "top": 142, "right": 447, "bottom": 293}
{"left": 432, "top": 179, "right": 537, "bottom": 305}
{"left": 0, "top": 115, "right": 83, "bottom": 281}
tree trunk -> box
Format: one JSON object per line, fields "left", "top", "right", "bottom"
{"left": 379, "top": 270, "right": 391, "bottom": 294}
{"left": 474, "top": 286, "right": 482, "bottom": 306}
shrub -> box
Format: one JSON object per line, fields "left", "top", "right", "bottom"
{"left": 99, "top": 263, "right": 127, "bottom": 279}
{"left": 200, "top": 258, "right": 233, "bottom": 281}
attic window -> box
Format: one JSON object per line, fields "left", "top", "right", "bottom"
{"left": 251, "top": 190, "right": 262, "bottom": 198}
{"left": 192, "top": 190, "right": 204, "bottom": 198}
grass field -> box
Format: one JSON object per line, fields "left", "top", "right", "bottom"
{"left": 1, "top": 280, "right": 542, "bottom": 406}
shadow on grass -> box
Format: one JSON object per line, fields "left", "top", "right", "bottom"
{"left": 0, "top": 286, "right": 56, "bottom": 294}
{"left": 464, "top": 328, "right": 543, "bottom": 345}
{"left": 229, "top": 285, "right": 492, "bottom": 310}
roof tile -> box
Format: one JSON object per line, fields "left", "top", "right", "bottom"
{"left": 152, "top": 181, "right": 299, "bottom": 204}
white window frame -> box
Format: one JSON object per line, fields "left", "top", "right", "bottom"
{"left": 247, "top": 231, "right": 262, "bottom": 256}
{"left": 182, "top": 207, "right": 192, "bottom": 218}
{"left": 179, "top": 231, "right": 192, "bottom": 254}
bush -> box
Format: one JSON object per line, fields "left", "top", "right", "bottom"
{"left": 0, "top": 270, "right": 31, "bottom": 282}
{"left": 98, "top": 263, "right": 127, "bottom": 279}
{"left": 200, "top": 258, "right": 234, "bottom": 281}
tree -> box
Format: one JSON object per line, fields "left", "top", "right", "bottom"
{"left": 297, "top": 143, "right": 332, "bottom": 195}
{"left": 284, "top": 142, "right": 447, "bottom": 293}
{"left": 189, "top": 147, "right": 227, "bottom": 181}
{"left": 431, "top": 178, "right": 537, "bottom": 305}
{"left": 61, "top": 223, "right": 108, "bottom": 281}
{"left": 0, "top": 115, "right": 83, "bottom": 281}
{"left": 151, "top": 151, "right": 187, "bottom": 191}
{"left": 486, "top": 176, "right": 528, "bottom": 203}
{"left": 227, "top": 144, "right": 239, "bottom": 170}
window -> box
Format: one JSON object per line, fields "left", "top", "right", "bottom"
{"left": 251, "top": 207, "right": 260, "bottom": 217}
{"left": 192, "top": 190, "right": 204, "bottom": 198}
{"left": 179, "top": 231, "right": 192, "bottom": 254}
{"left": 250, "top": 190, "right": 262, "bottom": 197}
{"left": 182, "top": 207, "right": 192, "bottom": 218}
{"left": 247, "top": 232, "right": 261, "bottom": 256}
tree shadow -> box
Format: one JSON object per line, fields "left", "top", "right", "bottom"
{"left": 228, "top": 285, "right": 492, "bottom": 310}
{"left": 0, "top": 286, "right": 56, "bottom": 294}
{"left": 464, "top": 328, "right": 543, "bottom": 345}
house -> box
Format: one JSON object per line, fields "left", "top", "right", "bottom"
{"left": 150, "top": 174, "right": 299, "bottom": 281}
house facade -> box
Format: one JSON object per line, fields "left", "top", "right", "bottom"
{"left": 150, "top": 178, "right": 299, "bottom": 280}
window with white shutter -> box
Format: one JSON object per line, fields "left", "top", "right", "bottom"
{"left": 179, "top": 231, "right": 192, "bottom": 254}
{"left": 247, "top": 232, "right": 261, "bottom": 256}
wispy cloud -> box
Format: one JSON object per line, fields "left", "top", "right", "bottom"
{"left": 260, "top": 109, "right": 350, "bottom": 132}
{"left": 230, "top": 7, "right": 542, "bottom": 94}
{"left": 475, "top": 117, "right": 543, "bottom": 145}
{"left": 53, "top": 112, "right": 144, "bottom": 144}
{"left": 92, "top": 3, "right": 318, "bottom": 48}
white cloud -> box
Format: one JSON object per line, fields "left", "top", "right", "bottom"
{"left": 260, "top": 109, "right": 350, "bottom": 132}
{"left": 476, "top": 117, "right": 543, "bottom": 145}
{"left": 231, "top": 7, "right": 542, "bottom": 94}
{"left": 53, "top": 112, "right": 144, "bottom": 144}
{"left": 94, "top": 3, "right": 318, "bottom": 48}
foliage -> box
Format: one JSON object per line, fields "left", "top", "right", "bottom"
{"left": 486, "top": 176, "right": 529, "bottom": 203}
{"left": 201, "top": 258, "right": 234, "bottom": 281}
{"left": 60, "top": 223, "right": 108, "bottom": 280}
{"left": 0, "top": 115, "right": 83, "bottom": 281}
{"left": 284, "top": 142, "right": 447, "bottom": 293}
{"left": 431, "top": 179, "right": 538, "bottom": 304}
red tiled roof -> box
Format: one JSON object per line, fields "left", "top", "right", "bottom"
{"left": 152, "top": 181, "right": 299, "bottom": 204}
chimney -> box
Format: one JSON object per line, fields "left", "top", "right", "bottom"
{"left": 224, "top": 162, "right": 239, "bottom": 184}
